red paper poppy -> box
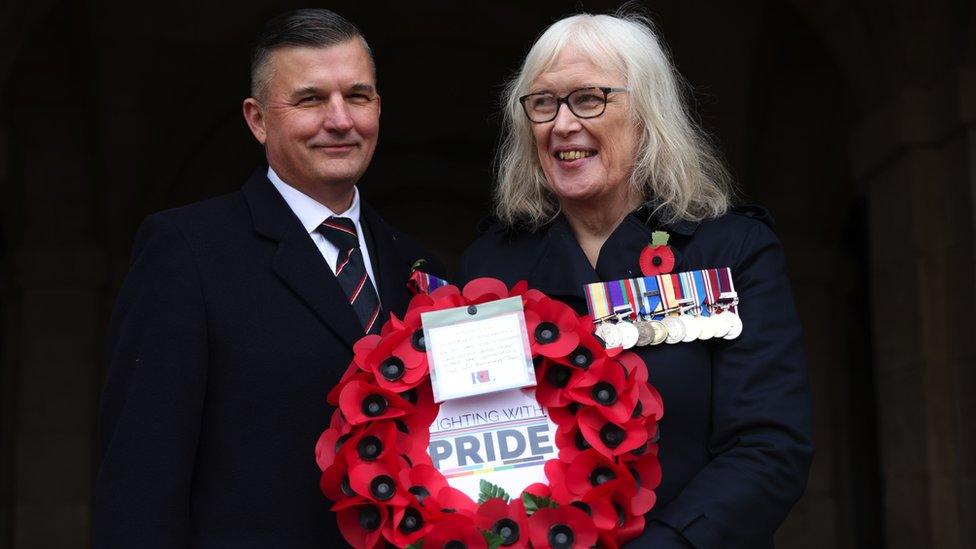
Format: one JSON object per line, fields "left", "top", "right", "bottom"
{"left": 327, "top": 367, "right": 374, "bottom": 406}
{"left": 401, "top": 380, "right": 440, "bottom": 429}
{"left": 527, "top": 505, "right": 598, "bottom": 549}
{"left": 580, "top": 476, "right": 646, "bottom": 547}
{"left": 384, "top": 495, "right": 436, "bottom": 546}
{"left": 573, "top": 483, "right": 619, "bottom": 531}
{"left": 475, "top": 497, "right": 531, "bottom": 548}
{"left": 337, "top": 421, "right": 398, "bottom": 465}
{"left": 509, "top": 280, "right": 550, "bottom": 308}
{"left": 566, "top": 359, "right": 638, "bottom": 425}
{"left": 631, "top": 381, "right": 665, "bottom": 424}
{"left": 348, "top": 454, "right": 410, "bottom": 506}
{"left": 523, "top": 482, "right": 552, "bottom": 499}
{"left": 577, "top": 407, "right": 648, "bottom": 457}
{"left": 426, "top": 486, "right": 478, "bottom": 518}
{"left": 320, "top": 449, "right": 353, "bottom": 501}
{"left": 338, "top": 380, "right": 414, "bottom": 425}
{"left": 621, "top": 452, "right": 661, "bottom": 514}
{"left": 561, "top": 449, "right": 635, "bottom": 501}
{"left": 428, "top": 284, "right": 467, "bottom": 308}
{"left": 423, "top": 514, "right": 487, "bottom": 549}
{"left": 613, "top": 351, "right": 647, "bottom": 383}
{"left": 462, "top": 277, "right": 511, "bottom": 303}
{"left": 524, "top": 298, "right": 581, "bottom": 358}
{"left": 535, "top": 359, "right": 585, "bottom": 408}
{"left": 364, "top": 327, "right": 428, "bottom": 392}
{"left": 639, "top": 244, "right": 675, "bottom": 276}
{"left": 555, "top": 317, "right": 618, "bottom": 369}
{"left": 398, "top": 464, "right": 449, "bottom": 507}
{"left": 553, "top": 418, "right": 594, "bottom": 464}
{"left": 315, "top": 427, "right": 341, "bottom": 472}
{"left": 335, "top": 497, "right": 389, "bottom": 549}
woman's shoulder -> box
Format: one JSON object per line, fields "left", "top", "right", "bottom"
{"left": 456, "top": 218, "right": 550, "bottom": 284}
{"left": 681, "top": 204, "right": 788, "bottom": 278}
{"left": 693, "top": 204, "right": 779, "bottom": 244}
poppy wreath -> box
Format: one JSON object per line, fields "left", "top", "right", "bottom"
{"left": 316, "top": 278, "right": 664, "bottom": 549}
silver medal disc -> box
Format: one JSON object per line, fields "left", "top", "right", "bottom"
{"left": 594, "top": 322, "right": 623, "bottom": 349}
{"left": 618, "top": 321, "right": 640, "bottom": 349}
{"left": 635, "top": 320, "right": 655, "bottom": 347}
{"left": 663, "top": 316, "right": 685, "bottom": 344}
{"left": 696, "top": 315, "right": 716, "bottom": 340}
{"left": 724, "top": 314, "right": 743, "bottom": 339}
{"left": 711, "top": 312, "right": 731, "bottom": 338}
{"left": 680, "top": 315, "right": 700, "bottom": 342}
{"left": 649, "top": 320, "right": 668, "bottom": 345}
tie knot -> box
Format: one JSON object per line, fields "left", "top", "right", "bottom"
{"left": 319, "top": 216, "right": 359, "bottom": 250}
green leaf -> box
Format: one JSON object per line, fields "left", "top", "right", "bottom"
{"left": 651, "top": 230, "right": 670, "bottom": 246}
{"left": 521, "top": 491, "right": 559, "bottom": 515}
{"left": 405, "top": 541, "right": 424, "bottom": 549}
{"left": 478, "top": 479, "right": 511, "bottom": 505}
{"left": 482, "top": 529, "right": 505, "bottom": 549}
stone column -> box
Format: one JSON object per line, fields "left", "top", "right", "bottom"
{"left": 857, "top": 67, "right": 976, "bottom": 549}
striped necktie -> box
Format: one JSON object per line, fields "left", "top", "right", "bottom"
{"left": 318, "top": 216, "right": 382, "bottom": 335}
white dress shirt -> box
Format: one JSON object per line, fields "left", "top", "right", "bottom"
{"left": 267, "top": 167, "right": 379, "bottom": 295}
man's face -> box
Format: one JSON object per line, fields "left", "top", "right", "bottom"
{"left": 245, "top": 40, "right": 380, "bottom": 192}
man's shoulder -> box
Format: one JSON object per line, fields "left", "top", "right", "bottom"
{"left": 142, "top": 191, "right": 253, "bottom": 244}
{"left": 151, "top": 191, "right": 247, "bottom": 229}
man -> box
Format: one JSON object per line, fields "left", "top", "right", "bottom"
{"left": 94, "top": 9, "right": 443, "bottom": 547}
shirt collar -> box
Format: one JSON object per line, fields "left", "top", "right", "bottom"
{"left": 267, "top": 167, "right": 361, "bottom": 234}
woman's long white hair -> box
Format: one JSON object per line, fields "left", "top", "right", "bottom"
{"left": 495, "top": 11, "right": 731, "bottom": 229}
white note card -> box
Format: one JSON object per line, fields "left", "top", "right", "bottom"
{"left": 422, "top": 297, "right": 536, "bottom": 402}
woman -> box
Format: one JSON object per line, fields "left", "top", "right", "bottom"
{"left": 457, "top": 12, "right": 813, "bottom": 548}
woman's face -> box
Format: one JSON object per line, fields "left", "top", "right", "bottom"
{"left": 529, "top": 46, "right": 640, "bottom": 204}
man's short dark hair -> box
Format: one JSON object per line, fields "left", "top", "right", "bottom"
{"left": 250, "top": 9, "right": 374, "bottom": 100}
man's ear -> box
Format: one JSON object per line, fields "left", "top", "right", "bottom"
{"left": 242, "top": 98, "right": 267, "bottom": 144}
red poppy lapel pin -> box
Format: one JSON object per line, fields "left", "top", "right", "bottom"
{"left": 639, "top": 231, "right": 675, "bottom": 276}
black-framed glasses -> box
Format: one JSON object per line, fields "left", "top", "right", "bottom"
{"left": 518, "top": 86, "right": 629, "bottom": 123}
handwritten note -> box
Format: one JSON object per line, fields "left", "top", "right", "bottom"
{"left": 423, "top": 299, "right": 536, "bottom": 402}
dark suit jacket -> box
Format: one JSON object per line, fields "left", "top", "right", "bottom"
{"left": 456, "top": 206, "right": 813, "bottom": 548}
{"left": 95, "top": 170, "right": 443, "bottom": 548}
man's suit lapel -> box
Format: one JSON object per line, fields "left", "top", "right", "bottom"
{"left": 360, "top": 203, "right": 410, "bottom": 319}
{"left": 242, "top": 171, "right": 362, "bottom": 350}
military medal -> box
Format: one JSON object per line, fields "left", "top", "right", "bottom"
{"left": 679, "top": 313, "right": 700, "bottom": 342}
{"left": 710, "top": 309, "right": 731, "bottom": 338}
{"left": 617, "top": 318, "right": 640, "bottom": 349}
{"left": 633, "top": 276, "right": 662, "bottom": 347}
{"left": 713, "top": 268, "right": 742, "bottom": 340}
{"left": 649, "top": 319, "right": 668, "bottom": 345}
{"left": 662, "top": 316, "right": 685, "bottom": 344}
{"left": 594, "top": 321, "right": 623, "bottom": 349}
{"left": 635, "top": 317, "right": 656, "bottom": 346}
{"left": 724, "top": 313, "right": 743, "bottom": 340}
{"left": 696, "top": 313, "right": 717, "bottom": 340}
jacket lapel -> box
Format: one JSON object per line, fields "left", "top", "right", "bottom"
{"left": 242, "top": 171, "right": 362, "bottom": 350}
{"left": 360, "top": 203, "right": 410, "bottom": 319}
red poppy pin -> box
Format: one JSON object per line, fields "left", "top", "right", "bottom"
{"left": 639, "top": 231, "right": 675, "bottom": 276}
